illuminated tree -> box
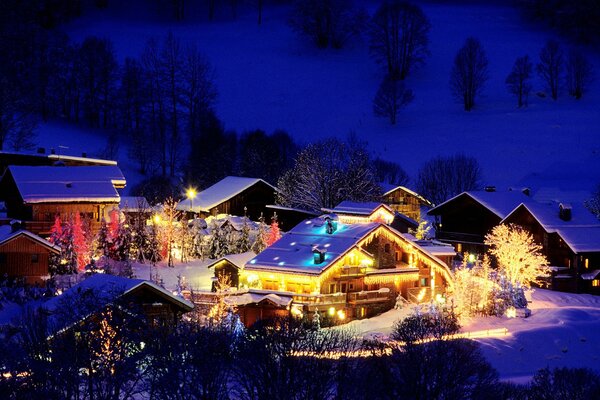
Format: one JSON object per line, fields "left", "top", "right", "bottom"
{"left": 485, "top": 224, "right": 550, "bottom": 288}
{"left": 160, "top": 197, "right": 181, "bottom": 267}
{"left": 238, "top": 218, "right": 252, "bottom": 253}
{"left": 72, "top": 213, "right": 89, "bottom": 271}
{"left": 267, "top": 213, "right": 281, "bottom": 246}
{"left": 410, "top": 220, "right": 433, "bottom": 240}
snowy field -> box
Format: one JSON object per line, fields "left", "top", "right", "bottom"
{"left": 34, "top": 0, "right": 600, "bottom": 193}
{"left": 344, "top": 288, "right": 600, "bottom": 381}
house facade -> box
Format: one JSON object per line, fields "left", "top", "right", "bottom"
{"left": 427, "top": 190, "right": 530, "bottom": 255}
{"left": 177, "top": 176, "right": 277, "bottom": 221}
{"left": 0, "top": 165, "right": 125, "bottom": 236}
{"left": 381, "top": 185, "right": 433, "bottom": 222}
{"left": 231, "top": 218, "right": 454, "bottom": 322}
{"left": 502, "top": 202, "right": 600, "bottom": 293}
{"left": 0, "top": 224, "right": 60, "bottom": 284}
{"left": 322, "top": 201, "right": 419, "bottom": 233}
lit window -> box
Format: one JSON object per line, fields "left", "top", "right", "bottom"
{"left": 593, "top": 280, "right": 600, "bottom": 287}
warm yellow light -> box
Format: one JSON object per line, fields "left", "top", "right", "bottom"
{"left": 468, "top": 253, "right": 476, "bottom": 263}
{"left": 506, "top": 307, "right": 517, "bottom": 318}
{"left": 328, "top": 307, "right": 336, "bottom": 316}
{"left": 186, "top": 188, "right": 197, "bottom": 199}
{"left": 337, "top": 309, "right": 346, "bottom": 320}
{"left": 153, "top": 214, "right": 162, "bottom": 224}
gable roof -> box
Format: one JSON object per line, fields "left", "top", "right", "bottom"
{"left": 6, "top": 166, "right": 125, "bottom": 203}
{"left": 322, "top": 201, "right": 395, "bottom": 216}
{"left": 119, "top": 196, "right": 151, "bottom": 211}
{"left": 208, "top": 251, "right": 257, "bottom": 270}
{"left": 380, "top": 184, "right": 433, "bottom": 207}
{"left": 177, "top": 176, "right": 277, "bottom": 213}
{"left": 428, "top": 191, "right": 530, "bottom": 219}
{"left": 503, "top": 202, "right": 600, "bottom": 253}
{"left": 0, "top": 225, "right": 60, "bottom": 252}
{"left": 44, "top": 274, "right": 194, "bottom": 313}
{"left": 246, "top": 220, "right": 381, "bottom": 275}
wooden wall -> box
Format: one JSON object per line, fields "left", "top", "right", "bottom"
{"left": 0, "top": 235, "right": 54, "bottom": 284}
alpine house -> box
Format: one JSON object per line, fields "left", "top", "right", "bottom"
{"left": 239, "top": 216, "right": 454, "bottom": 321}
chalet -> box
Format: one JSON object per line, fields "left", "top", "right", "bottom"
{"left": 501, "top": 201, "right": 600, "bottom": 293}
{"left": 207, "top": 251, "right": 257, "bottom": 290}
{"left": 0, "top": 165, "right": 125, "bottom": 236}
{"left": 236, "top": 218, "right": 454, "bottom": 321}
{"left": 177, "top": 176, "right": 277, "bottom": 221}
{"left": 427, "top": 190, "right": 530, "bottom": 254}
{"left": 0, "top": 149, "right": 118, "bottom": 176}
{"left": 0, "top": 223, "right": 60, "bottom": 284}
{"left": 44, "top": 274, "right": 194, "bottom": 332}
{"left": 381, "top": 184, "right": 433, "bottom": 221}
{"left": 322, "top": 201, "right": 418, "bottom": 233}
{"left": 118, "top": 196, "right": 152, "bottom": 226}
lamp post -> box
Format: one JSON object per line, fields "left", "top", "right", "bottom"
{"left": 186, "top": 188, "right": 197, "bottom": 218}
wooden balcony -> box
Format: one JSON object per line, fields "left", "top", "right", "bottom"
{"left": 336, "top": 265, "right": 367, "bottom": 279}
{"left": 347, "top": 288, "right": 392, "bottom": 305}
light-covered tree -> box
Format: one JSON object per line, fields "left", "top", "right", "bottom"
{"left": 252, "top": 214, "right": 268, "bottom": 254}
{"left": 238, "top": 218, "right": 252, "bottom": 253}
{"left": 485, "top": 224, "right": 550, "bottom": 288}
{"left": 267, "top": 214, "right": 281, "bottom": 246}
{"left": 369, "top": 0, "right": 431, "bottom": 80}
{"left": 450, "top": 37, "right": 489, "bottom": 111}
{"left": 506, "top": 55, "right": 533, "bottom": 108}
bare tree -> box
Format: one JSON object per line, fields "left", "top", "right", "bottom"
{"left": 505, "top": 55, "right": 533, "bottom": 108}
{"left": 373, "top": 77, "right": 414, "bottom": 124}
{"left": 289, "top": 0, "right": 367, "bottom": 49}
{"left": 537, "top": 39, "right": 563, "bottom": 100}
{"left": 566, "top": 48, "right": 593, "bottom": 99}
{"left": 0, "top": 74, "right": 38, "bottom": 151}
{"left": 277, "top": 137, "right": 381, "bottom": 212}
{"left": 182, "top": 45, "right": 217, "bottom": 139}
{"left": 369, "top": 0, "right": 431, "bottom": 80}
{"left": 450, "top": 37, "right": 489, "bottom": 111}
{"left": 416, "top": 154, "right": 482, "bottom": 205}
{"left": 373, "top": 158, "right": 410, "bottom": 186}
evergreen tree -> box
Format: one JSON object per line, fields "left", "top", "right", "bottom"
{"left": 96, "top": 218, "right": 112, "bottom": 270}
{"left": 252, "top": 214, "right": 268, "bottom": 254}
{"left": 72, "top": 213, "right": 89, "bottom": 271}
{"left": 239, "top": 218, "right": 252, "bottom": 253}
{"left": 48, "top": 215, "right": 63, "bottom": 276}
{"left": 60, "top": 222, "right": 78, "bottom": 275}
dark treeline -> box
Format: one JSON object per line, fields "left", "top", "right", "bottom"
{"left": 2, "top": 298, "right": 600, "bottom": 399}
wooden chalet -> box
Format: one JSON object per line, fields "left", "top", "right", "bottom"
{"left": 381, "top": 184, "right": 433, "bottom": 221}
{"left": 233, "top": 218, "right": 454, "bottom": 322}
{"left": 322, "top": 201, "right": 419, "bottom": 233}
{"left": 0, "top": 223, "right": 60, "bottom": 284}
{"left": 207, "top": 251, "right": 257, "bottom": 291}
{"left": 0, "top": 165, "right": 126, "bottom": 236}
{"left": 177, "top": 176, "right": 277, "bottom": 221}
{"left": 44, "top": 274, "right": 194, "bottom": 331}
{"left": 0, "top": 149, "right": 118, "bottom": 176}
{"left": 427, "top": 190, "right": 530, "bottom": 254}
{"left": 502, "top": 202, "right": 600, "bottom": 293}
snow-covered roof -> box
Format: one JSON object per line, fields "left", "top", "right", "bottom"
{"left": 6, "top": 166, "right": 125, "bottom": 203}
{"left": 208, "top": 251, "right": 257, "bottom": 270}
{"left": 581, "top": 270, "right": 600, "bottom": 280}
{"left": 266, "top": 204, "right": 320, "bottom": 216}
{"left": 177, "top": 176, "right": 277, "bottom": 212}
{"left": 119, "top": 196, "right": 150, "bottom": 211}
{"left": 246, "top": 220, "right": 381, "bottom": 274}
{"left": 225, "top": 290, "right": 293, "bottom": 307}
{"left": 403, "top": 233, "right": 457, "bottom": 257}
{"left": 428, "top": 191, "right": 530, "bottom": 218}
{"left": 322, "top": 201, "right": 394, "bottom": 216}
{"left": 380, "top": 184, "right": 433, "bottom": 207}
{"left": 0, "top": 225, "right": 60, "bottom": 252}
{"left": 44, "top": 274, "right": 193, "bottom": 313}
{"left": 503, "top": 202, "right": 600, "bottom": 253}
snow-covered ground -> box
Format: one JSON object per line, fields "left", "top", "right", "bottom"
{"left": 344, "top": 288, "right": 600, "bottom": 381}
{"left": 34, "top": 0, "right": 600, "bottom": 193}
{"left": 131, "top": 258, "right": 215, "bottom": 292}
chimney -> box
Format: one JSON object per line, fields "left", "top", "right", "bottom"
{"left": 37, "top": 147, "right": 45, "bottom": 154}
{"left": 484, "top": 186, "right": 496, "bottom": 192}
{"left": 81, "top": 152, "right": 87, "bottom": 158}
{"left": 522, "top": 187, "right": 531, "bottom": 196}
{"left": 66, "top": 182, "right": 72, "bottom": 188}
{"left": 559, "top": 203, "right": 572, "bottom": 221}
{"left": 312, "top": 246, "right": 327, "bottom": 264}
{"left": 50, "top": 148, "right": 56, "bottom": 154}
{"left": 10, "top": 220, "right": 22, "bottom": 233}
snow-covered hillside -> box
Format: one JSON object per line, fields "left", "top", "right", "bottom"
{"left": 37, "top": 0, "right": 600, "bottom": 192}
{"left": 344, "top": 288, "right": 600, "bottom": 381}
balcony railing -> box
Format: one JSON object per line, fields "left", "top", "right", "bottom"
{"left": 347, "top": 288, "right": 392, "bottom": 305}
{"left": 337, "top": 265, "right": 367, "bottom": 278}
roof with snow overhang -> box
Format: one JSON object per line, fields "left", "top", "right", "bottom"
{"left": 380, "top": 184, "right": 433, "bottom": 207}
{"left": 177, "top": 176, "right": 277, "bottom": 213}
{"left": 5, "top": 165, "right": 125, "bottom": 203}
{"left": 503, "top": 202, "right": 600, "bottom": 253}
{"left": 0, "top": 225, "right": 60, "bottom": 252}
{"left": 428, "top": 190, "right": 530, "bottom": 219}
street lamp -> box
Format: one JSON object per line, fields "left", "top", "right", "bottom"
{"left": 186, "top": 188, "right": 197, "bottom": 217}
